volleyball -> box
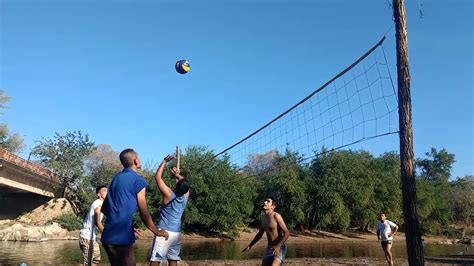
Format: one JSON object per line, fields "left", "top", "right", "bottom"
{"left": 175, "top": 59, "right": 190, "bottom": 74}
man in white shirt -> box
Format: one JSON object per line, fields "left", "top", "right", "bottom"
{"left": 79, "top": 186, "right": 107, "bottom": 266}
{"left": 376, "top": 213, "right": 398, "bottom": 266}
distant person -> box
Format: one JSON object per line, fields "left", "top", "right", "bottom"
{"left": 242, "top": 196, "right": 290, "bottom": 266}
{"left": 149, "top": 155, "right": 190, "bottom": 266}
{"left": 100, "top": 148, "right": 168, "bottom": 266}
{"left": 79, "top": 185, "right": 107, "bottom": 266}
{"left": 376, "top": 213, "right": 399, "bottom": 266}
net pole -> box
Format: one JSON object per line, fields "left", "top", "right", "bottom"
{"left": 393, "top": 0, "right": 424, "bottom": 264}
{"left": 176, "top": 146, "right": 180, "bottom": 171}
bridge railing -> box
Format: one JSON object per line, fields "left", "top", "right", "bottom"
{"left": 0, "top": 149, "right": 63, "bottom": 185}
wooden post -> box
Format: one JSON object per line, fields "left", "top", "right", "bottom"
{"left": 176, "top": 146, "right": 180, "bottom": 171}
{"left": 393, "top": 0, "right": 424, "bottom": 265}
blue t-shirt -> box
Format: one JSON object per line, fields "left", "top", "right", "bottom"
{"left": 101, "top": 168, "right": 148, "bottom": 245}
{"left": 157, "top": 191, "right": 188, "bottom": 232}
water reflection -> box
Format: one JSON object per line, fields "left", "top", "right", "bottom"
{"left": 0, "top": 240, "right": 472, "bottom": 265}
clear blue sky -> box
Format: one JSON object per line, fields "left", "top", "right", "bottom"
{"left": 1, "top": 0, "right": 472, "bottom": 178}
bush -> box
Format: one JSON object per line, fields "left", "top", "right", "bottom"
{"left": 441, "top": 226, "right": 463, "bottom": 238}
{"left": 49, "top": 213, "right": 83, "bottom": 231}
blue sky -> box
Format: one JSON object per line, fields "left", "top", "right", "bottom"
{"left": 0, "top": 0, "right": 472, "bottom": 178}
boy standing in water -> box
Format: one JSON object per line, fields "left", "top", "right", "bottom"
{"left": 101, "top": 149, "right": 168, "bottom": 266}
{"left": 149, "top": 155, "right": 190, "bottom": 266}
{"left": 79, "top": 185, "right": 107, "bottom": 266}
{"left": 242, "top": 196, "right": 290, "bottom": 266}
{"left": 376, "top": 213, "right": 399, "bottom": 266}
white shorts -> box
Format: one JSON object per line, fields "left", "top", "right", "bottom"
{"left": 149, "top": 230, "right": 181, "bottom": 262}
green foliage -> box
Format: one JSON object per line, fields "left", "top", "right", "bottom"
{"left": 306, "top": 150, "right": 389, "bottom": 231}
{"left": 0, "top": 125, "right": 24, "bottom": 153}
{"left": 49, "top": 213, "right": 83, "bottom": 231}
{"left": 252, "top": 150, "right": 307, "bottom": 229}
{"left": 85, "top": 144, "right": 122, "bottom": 188}
{"left": 32, "top": 131, "right": 96, "bottom": 183}
{"left": 25, "top": 126, "right": 464, "bottom": 238}
{"left": 77, "top": 191, "right": 98, "bottom": 219}
{"left": 0, "top": 89, "right": 9, "bottom": 111}
{"left": 448, "top": 176, "right": 473, "bottom": 225}
{"left": 31, "top": 131, "right": 96, "bottom": 213}
{"left": 244, "top": 150, "right": 307, "bottom": 229}
{"left": 372, "top": 152, "right": 403, "bottom": 221}
{"left": 0, "top": 90, "right": 24, "bottom": 153}
{"left": 416, "top": 148, "right": 456, "bottom": 234}
{"left": 180, "top": 146, "right": 254, "bottom": 238}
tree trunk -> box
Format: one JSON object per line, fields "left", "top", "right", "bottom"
{"left": 64, "top": 187, "right": 81, "bottom": 214}
{"left": 363, "top": 221, "right": 370, "bottom": 232}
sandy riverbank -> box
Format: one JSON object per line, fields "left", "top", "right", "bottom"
{"left": 164, "top": 228, "right": 453, "bottom": 245}
{"left": 0, "top": 219, "right": 459, "bottom": 245}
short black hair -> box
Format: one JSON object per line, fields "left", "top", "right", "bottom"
{"left": 96, "top": 185, "right": 107, "bottom": 194}
{"left": 119, "top": 148, "right": 137, "bottom": 168}
{"left": 174, "top": 179, "right": 190, "bottom": 197}
{"left": 266, "top": 196, "right": 277, "bottom": 207}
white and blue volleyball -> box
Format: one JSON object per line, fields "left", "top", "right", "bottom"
{"left": 175, "top": 59, "right": 190, "bottom": 74}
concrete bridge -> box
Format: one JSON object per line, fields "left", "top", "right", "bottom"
{"left": 0, "top": 149, "right": 64, "bottom": 219}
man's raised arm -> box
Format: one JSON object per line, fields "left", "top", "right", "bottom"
{"left": 155, "top": 155, "right": 174, "bottom": 203}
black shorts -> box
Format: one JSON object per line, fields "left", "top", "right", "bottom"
{"left": 381, "top": 240, "right": 392, "bottom": 247}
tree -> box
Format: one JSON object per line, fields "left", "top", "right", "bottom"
{"left": 307, "top": 150, "right": 378, "bottom": 231}
{"left": 372, "top": 152, "right": 403, "bottom": 224}
{"left": 305, "top": 150, "right": 403, "bottom": 232}
{"left": 0, "top": 90, "right": 9, "bottom": 110}
{"left": 31, "top": 131, "right": 96, "bottom": 214}
{"left": 304, "top": 171, "right": 350, "bottom": 231}
{"left": 416, "top": 148, "right": 456, "bottom": 233}
{"left": 166, "top": 145, "right": 254, "bottom": 238}
{"left": 245, "top": 150, "right": 307, "bottom": 229}
{"left": 85, "top": 144, "right": 122, "bottom": 188}
{"left": 449, "top": 176, "right": 473, "bottom": 226}
{"left": 0, "top": 90, "right": 24, "bottom": 153}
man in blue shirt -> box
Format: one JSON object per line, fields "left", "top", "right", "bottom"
{"left": 149, "top": 155, "right": 190, "bottom": 266}
{"left": 101, "top": 149, "right": 168, "bottom": 266}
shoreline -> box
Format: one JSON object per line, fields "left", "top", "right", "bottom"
{"left": 0, "top": 220, "right": 468, "bottom": 245}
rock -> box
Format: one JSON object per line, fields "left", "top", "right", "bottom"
{"left": 26, "top": 228, "right": 42, "bottom": 241}
{"left": 0, "top": 221, "right": 71, "bottom": 241}
{"left": 457, "top": 237, "right": 473, "bottom": 244}
{"left": 13, "top": 230, "right": 21, "bottom": 241}
{"left": 2, "top": 231, "right": 13, "bottom": 241}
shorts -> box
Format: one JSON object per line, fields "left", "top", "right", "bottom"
{"left": 263, "top": 243, "right": 288, "bottom": 263}
{"left": 381, "top": 240, "right": 393, "bottom": 247}
{"left": 79, "top": 236, "right": 101, "bottom": 265}
{"left": 149, "top": 230, "right": 181, "bottom": 262}
{"left": 102, "top": 243, "right": 135, "bottom": 266}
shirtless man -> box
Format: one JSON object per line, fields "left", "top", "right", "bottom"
{"left": 242, "top": 196, "right": 290, "bottom": 266}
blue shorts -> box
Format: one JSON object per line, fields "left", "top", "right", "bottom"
{"left": 263, "top": 243, "right": 288, "bottom": 263}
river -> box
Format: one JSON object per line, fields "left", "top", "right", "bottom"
{"left": 0, "top": 240, "right": 472, "bottom": 264}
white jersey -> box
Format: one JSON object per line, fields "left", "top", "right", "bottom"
{"left": 80, "top": 199, "right": 103, "bottom": 241}
{"left": 376, "top": 219, "right": 397, "bottom": 241}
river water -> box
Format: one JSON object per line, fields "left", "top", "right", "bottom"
{"left": 0, "top": 240, "right": 472, "bottom": 264}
